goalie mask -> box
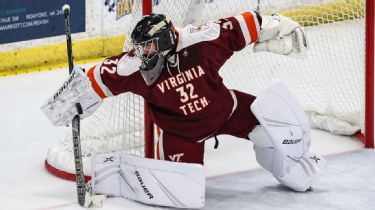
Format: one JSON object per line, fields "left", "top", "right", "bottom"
{"left": 131, "top": 13, "right": 177, "bottom": 85}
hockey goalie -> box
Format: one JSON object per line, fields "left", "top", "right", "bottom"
{"left": 42, "top": 11, "right": 326, "bottom": 208}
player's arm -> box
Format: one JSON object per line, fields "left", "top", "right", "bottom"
{"left": 88, "top": 50, "right": 142, "bottom": 96}
{"left": 214, "top": 11, "right": 307, "bottom": 56}
{"left": 41, "top": 51, "right": 141, "bottom": 126}
{"left": 174, "top": 11, "right": 262, "bottom": 72}
{"left": 226, "top": 11, "right": 308, "bottom": 58}
{"left": 186, "top": 11, "right": 306, "bottom": 69}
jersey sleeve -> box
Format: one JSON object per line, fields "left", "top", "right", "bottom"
{"left": 234, "top": 11, "right": 262, "bottom": 47}
{"left": 212, "top": 11, "right": 261, "bottom": 55}
{"left": 85, "top": 51, "right": 142, "bottom": 98}
{"left": 176, "top": 11, "right": 261, "bottom": 71}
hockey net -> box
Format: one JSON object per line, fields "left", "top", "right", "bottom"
{"left": 45, "top": 0, "right": 373, "bottom": 180}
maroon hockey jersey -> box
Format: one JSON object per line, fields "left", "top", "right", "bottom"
{"left": 87, "top": 12, "right": 261, "bottom": 141}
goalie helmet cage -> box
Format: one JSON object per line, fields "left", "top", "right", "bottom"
{"left": 45, "top": 0, "right": 374, "bottom": 181}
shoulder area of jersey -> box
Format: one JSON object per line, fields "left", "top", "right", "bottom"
{"left": 117, "top": 50, "right": 142, "bottom": 76}
{"left": 176, "top": 21, "right": 221, "bottom": 52}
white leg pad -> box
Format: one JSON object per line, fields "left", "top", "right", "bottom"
{"left": 91, "top": 153, "right": 205, "bottom": 209}
{"left": 249, "top": 81, "right": 327, "bottom": 191}
{"left": 91, "top": 153, "right": 122, "bottom": 197}
{"left": 251, "top": 81, "right": 311, "bottom": 161}
{"left": 276, "top": 151, "right": 327, "bottom": 191}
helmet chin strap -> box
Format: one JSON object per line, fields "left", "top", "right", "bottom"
{"left": 167, "top": 54, "right": 177, "bottom": 66}
{"left": 166, "top": 54, "right": 181, "bottom": 74}
{"left": 141, "top": 54, "right": 165, "bottom": 86}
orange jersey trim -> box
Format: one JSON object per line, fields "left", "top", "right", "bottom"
{"left": 156, "top": 140, "right": 161, "bottom": 160}
{"left": 242, "top": 12, "right": 259, "bottom": 43}
{"left": 156, "top": 127, "right": 162, "bottom": 160}
{"left": 87, "top": 66, "right": 107, "bottom": 99}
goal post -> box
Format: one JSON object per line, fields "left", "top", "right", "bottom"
{"left": 143, "top": 0, "right": 154, "bottom": 160}
{"left": 45, "top": 0, "right": 374, "bottom": 181}
{"left": 365, "top": 0, "right": 374, "bottom": 148}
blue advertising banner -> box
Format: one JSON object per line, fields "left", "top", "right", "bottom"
{"left": 0, "top": 0, "right": 85, "bottom": 44}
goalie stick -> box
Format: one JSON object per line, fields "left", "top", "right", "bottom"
{"left": 62, "top": 4, "right": 106, "bottom": 208}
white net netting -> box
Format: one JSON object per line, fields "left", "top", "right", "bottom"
{"left": 46, "top": 0, "right": 367, "bottom": 176}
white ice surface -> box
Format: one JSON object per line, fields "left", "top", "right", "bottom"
{"left": 0, "top": 65, "right": 370, "bottom": 210}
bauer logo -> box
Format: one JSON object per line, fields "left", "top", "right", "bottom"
{"left": 282, "top": 139, "right": 302, "bottom": 144}
{"left": 135, "top": 171, "right": 153, "bottom": 199}
{"left": 53, "top": 71, "right": 76, "bottom": 100}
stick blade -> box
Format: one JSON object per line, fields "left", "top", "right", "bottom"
{"left": 84, "top": 193, "right": 107, "bottom": 208}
